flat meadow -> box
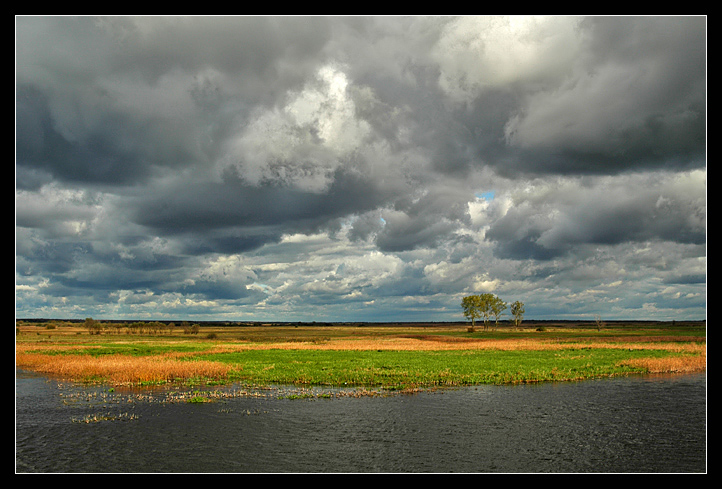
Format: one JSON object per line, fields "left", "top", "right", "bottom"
{"left": 15, "top": 320, "right": 706, "bottom": 392}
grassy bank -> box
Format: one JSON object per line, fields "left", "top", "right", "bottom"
{"left": 15, "top": 321, "right": 706, "bottom": 390}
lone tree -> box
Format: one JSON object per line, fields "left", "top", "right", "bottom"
{"left": 510, "top": 301, "right": 525, "bottom": 329}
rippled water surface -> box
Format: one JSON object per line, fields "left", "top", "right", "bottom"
{"left": 16, "top": 369, "right": 706, "bottom": 473}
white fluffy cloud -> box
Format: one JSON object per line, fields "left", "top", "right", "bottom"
{"left": 433, "top": 16, "right": 582, "bottom": 101}
{"left": 219, "top": 64, "right": 372, "bottom": 192}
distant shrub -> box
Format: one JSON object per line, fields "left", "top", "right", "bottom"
{"left": 85, "top": 318, "right": 103, "bottom": 335}
{"left": 183, "top": 323, "right": 201, "bottom": 335}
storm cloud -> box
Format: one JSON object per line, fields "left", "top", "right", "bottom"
{"left": 16, "top": 16, "right": 706, "bottom": 321}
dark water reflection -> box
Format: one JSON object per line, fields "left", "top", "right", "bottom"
{"left": 16, "top": 369, "right": 706, "bottom": 473}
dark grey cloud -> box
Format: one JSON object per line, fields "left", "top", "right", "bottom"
{"left": 374, "top": 185, "right": 474, "bottom": 252}
{"left": 499, "top": 16, "right": 706, "bottom": 176}
{"left": 125, "top": 167, "right": 390, "bottom": 253}
{"left": 15, "top": 16, "right": 706, "bottom": 321}
{"left": 15, "top": 16, "right": 334, "bottom": 191}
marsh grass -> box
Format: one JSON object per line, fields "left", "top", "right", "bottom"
{"left": 16, "top": 322, "right": 705, "bottom": 388}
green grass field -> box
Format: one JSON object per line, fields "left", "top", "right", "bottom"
{"left": 200, "top": 347, "right": 679, "bottom": 388}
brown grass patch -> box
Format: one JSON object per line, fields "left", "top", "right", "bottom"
{"left": 620, "top": 354, "right": 707, "bottom": 373}
{"left": 15, "top": 351, "right": 230, "bottom": 384}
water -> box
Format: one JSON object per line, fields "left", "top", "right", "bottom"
{"left": 15, "top": 369, "right": 706, "bottom": 473}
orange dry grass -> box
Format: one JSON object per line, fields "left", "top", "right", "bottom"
{"left": 15, "top": 351, "right": 230, "bottom": 384}
{"left": 620, "top": 354, "right": 707, "bottom": 374}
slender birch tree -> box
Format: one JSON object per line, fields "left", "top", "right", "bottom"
{"left": 489, "top": 295, "right": 507, "bottom": 330}
{"left": 510, "top": 300, "right": 525, "bottom": 329}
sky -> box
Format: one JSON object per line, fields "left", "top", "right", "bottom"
{"left": 15, "top": 16, "right": 707, "bottom": 322}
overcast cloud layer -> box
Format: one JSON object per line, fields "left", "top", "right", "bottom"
{"left": 16, "top": 16, "right": 706, "bottom": 322}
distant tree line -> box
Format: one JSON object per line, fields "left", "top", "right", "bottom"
{"left": 461, "top": 294, "right": 525, "bottom": 332}
{"left": 82, "top": 318, "right": 201, "bottom": 335}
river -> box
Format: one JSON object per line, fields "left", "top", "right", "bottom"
{"left": 15, "top": 369, "right": 706, "bottom": 473}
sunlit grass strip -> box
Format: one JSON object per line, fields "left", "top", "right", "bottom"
{"left": 15, "top": 343, "right": 107, "bottom": 353}
{"left": 15, "top": 351, "right": 230, "bottom": 385}
{"left": 205, "top": 336, "right": 706, "bottom": 354}
{"left": 16, "top": 336, "right": 706, "bottom": 356}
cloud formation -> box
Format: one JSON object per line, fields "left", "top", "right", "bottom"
{"left": 16, "top": 16, "right": 706, "bottom": 321}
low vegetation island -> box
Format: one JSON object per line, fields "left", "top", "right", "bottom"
{"left": 16, "top": 317, "right": 706, "bottom": 393}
